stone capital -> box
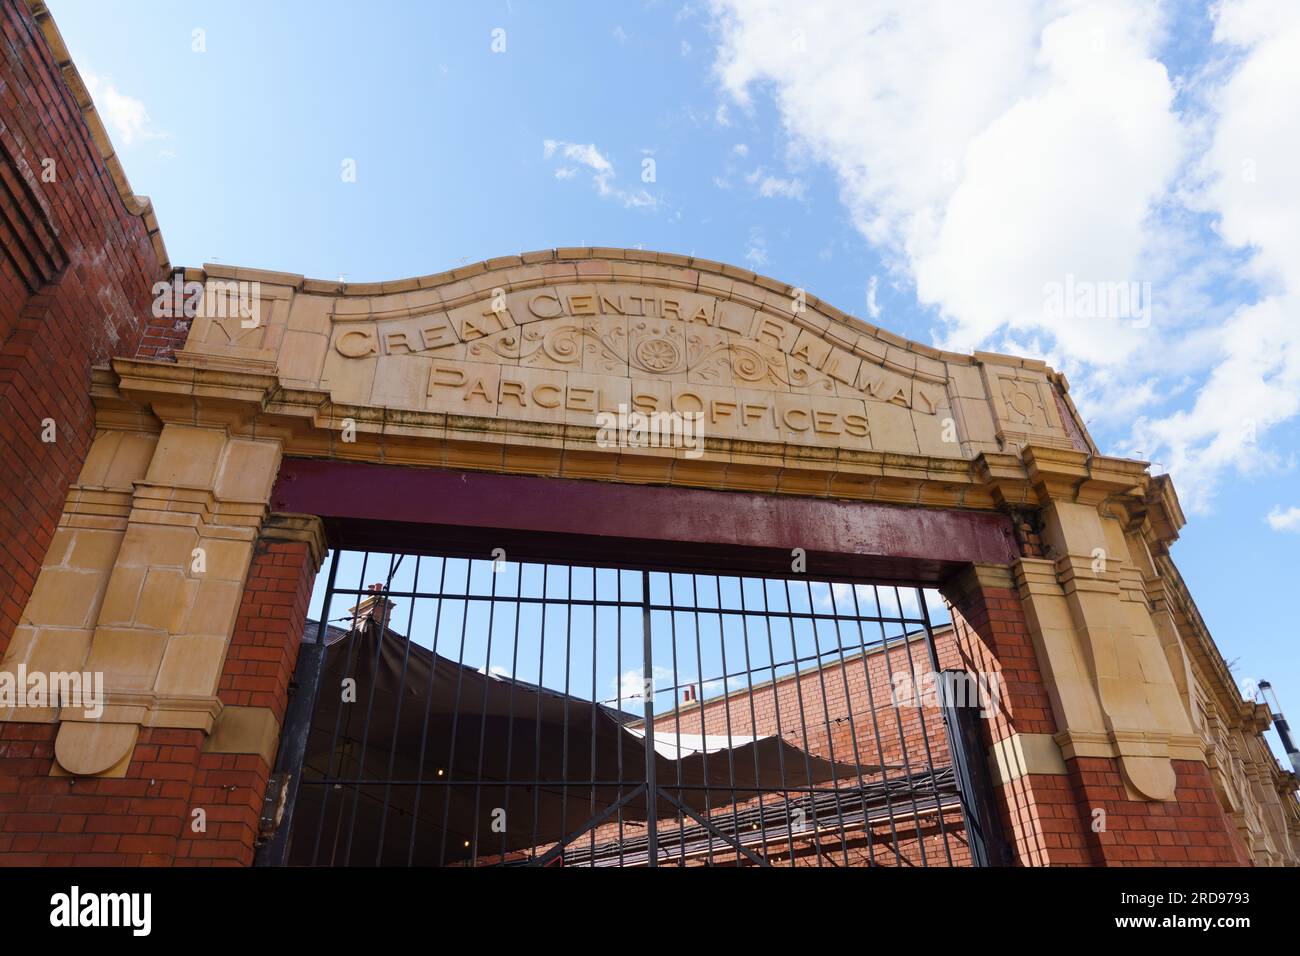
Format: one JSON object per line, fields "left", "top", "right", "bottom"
{"left": 261, "top": 512, "right": 329, "bottom": 573}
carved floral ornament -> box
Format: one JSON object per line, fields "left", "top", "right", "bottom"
{"left": 329, "top": 283, "right": 947, "bottom": 414}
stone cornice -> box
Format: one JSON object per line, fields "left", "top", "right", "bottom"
{"left": 98, "top": 359, "right": 1196, "bottom": 543}
{"left": 1055, "top": 728, "right": 1208, "bottom": 764}
{"left": 101, "top": 358, "right": 1037, "bottom": 512}
{"left": 977, "top": 445, "right": 1186, "bottom": 554}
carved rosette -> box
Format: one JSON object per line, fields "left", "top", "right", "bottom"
{"left": 628, "top": 321, "right": 687, "bottom": 375}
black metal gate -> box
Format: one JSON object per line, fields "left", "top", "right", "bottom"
{"left": 258, "top": 548, "right": 1005, "bottom": 867}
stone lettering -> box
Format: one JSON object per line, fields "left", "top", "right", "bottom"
{"left": 334, "top": 280, "right": 959, "bottom": 452}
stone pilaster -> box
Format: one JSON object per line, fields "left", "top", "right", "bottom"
{"left": 1, "top": 420, "right": 284, "bottom": 777}
{"left": 991, "top": 446, "right": 1203, "bottom": 803}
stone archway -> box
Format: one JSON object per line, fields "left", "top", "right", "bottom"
{"left": 0, "top": 248, "right": 1286, "bottom": 865}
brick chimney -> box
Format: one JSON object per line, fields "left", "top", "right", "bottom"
{"left": 349, "top": 582, "right": 396, "bottom": 631}
{"left": 682, "top": 684, "right": 697, "bottom": 703}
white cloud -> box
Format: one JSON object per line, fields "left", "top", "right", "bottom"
{"left": 709, "top": 0, "right": 1300, "bottom": 512}
{"left": 746, "top": 167, "right": 806, "bottom": 200}
{"left": 713, "top": 0, "right": 1177, "bottom": 362}
{"left": 731, "top": 142, "right": 749, "bottom": 157}
{"left": 1130, "top": 0, "right": 1300, "bottom": 507}
{"left": 1266, "top": 505, "right": 1300, "bottom": 532}
{"left": 543, "top": 139, "right": 611, "bottom": 174}
{"left": 866, "top": 275, "right": 881, "bottom": 319}
{"left": 82, "top": 72, "right": 165, "bottom": 146}
{"left": 616, "top": 665, "right": 674, "bottom": 701}
{"left": 542, "top": 139, "right": 657, "bottom": 209}
{"left": 613, "top": 26, "right": 629, "bottom": 43}
{"left": 744, "top": 226, "right": 768, "bottom": 267}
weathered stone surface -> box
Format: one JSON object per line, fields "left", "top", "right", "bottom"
{"left": 174, "top": 258, "right": 1086, "bottom": 461}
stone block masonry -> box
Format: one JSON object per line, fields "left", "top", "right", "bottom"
{"left": 0, "top": 535, "right": 319, "bottom": 866}
{"left": 0, "top": 0, "right": 170, "bottom": 658}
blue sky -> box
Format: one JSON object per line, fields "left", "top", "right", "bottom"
{"left": 49, "top": 0, "right": 1299, "bottom": 757}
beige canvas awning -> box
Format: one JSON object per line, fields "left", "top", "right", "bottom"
{"left": 288, "top": 622, "right": 872, "bottom": 865}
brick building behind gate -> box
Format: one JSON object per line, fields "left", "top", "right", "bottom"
{"left": 0, "top": 0, "right": 1296, "bottom": 867}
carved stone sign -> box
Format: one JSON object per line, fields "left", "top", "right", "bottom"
{"left": 319, "top": 282, "right": 951, "bottom": 453}
{"left": 177, "top": 254, "right": 1082, "bottom": 459}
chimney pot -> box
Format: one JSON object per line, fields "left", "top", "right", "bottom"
{"left": 349, "top": 585, "right": 396, "bottom": 631}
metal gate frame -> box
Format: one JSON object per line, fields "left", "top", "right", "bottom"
{"left": 258, "top": 545, "right": 1008, "bottom": 867}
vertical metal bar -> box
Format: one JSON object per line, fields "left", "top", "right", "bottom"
{"left": 712, "top": 575, "right": 743, "bottom": 865}
{"left": 665, "top": 575, "right": 686, "bottom": 865}
{"left": 559, "top": 564, "right": 573, "bottom": 861}
{"left": 375, "top": 554, "right": 421, "bottom": 864}
{"left": 845, "top": 582, "right": 904, "bottom": 864}
{"left": 499, "top": 560, "right": 524, "bottom": 864}
{"left": 872, "top": 584, "right": 929, "bottom": 865}
{"left": 589, "top": 567, "right": 600, "bottom": 865}
{"left": 615, "top": 568, "right": 625, "bottom": 867}
{"left": 920, "top": 589, "right": 1008, "bottom": 867}
{"left": 437, "top": 560, "right": 474, "bottom": 866}
{"left": 914, "top": 588, "right": 962, "bottom": 868}
{"left": 342, "top": 552, "right": 403, "bottom": 865}
{"left": 312, "top": 548, "right": 370, "bottom": 865}
{"left": 802, "top": 579, "right": 851, "bottom": 866}
{"left": 783, "top": 577, "right": 822, "bottom": 867}
{"left": 688, "top": 573, "right": 714, "bottom": 865}
{"left": 757, "top": 578, "right": 797, "bottom": 867}
{"left": 824, "top": 582, "right": 875, "bottom": 866}
{"left": 528, "top": 564, "right": 549, "bottom": 862}
{"left": 255, "top": 546, "right": 339, "bottom": 867}
{"left": 407, "top": 555, "right": 449, "bottom": 866}
{"left": 641, "top": 569, "right": 658, "bottom": 867}
{"left": 938, "top": 669, "right": 1009, "bottom": 867}
{"left": 735, "top": 578, "right": 771, "bottom": 863}
{"left": 892, "top": 585, "right": 954, "bottom": 866}
{"left": 469, "top": 556, "right": 501, "bottom": 865}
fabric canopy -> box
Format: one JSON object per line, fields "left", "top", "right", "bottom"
{"left": 288, "top": 621, "right": 869, "bottom": 865}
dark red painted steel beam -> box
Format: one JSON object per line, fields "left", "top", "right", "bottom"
{"left": 271, "top": 459, "right": 1019, "bottom": 584}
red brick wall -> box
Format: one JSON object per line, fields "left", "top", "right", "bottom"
{"left": 1065, "top": 756, "right": 1251, "bottom": 866}
{"left": 944, "top": 581, "right": 1093, "bottom": 865}
{"left": 0, "top": 538, "right": 317, "bottom": 867}
{"left": 218, "top": 540, "right": 315, "bottom": 728}
{"left": 177, "top": 538, "right": 315, "bottom": 866}
{"left": 0, "top": 723, "right": 202, "bottom": 866}
{"left": 134, "top": 270, "right": 192, "bottom": 362}
{"left": 0, "top": 0, "right": 167, "bottom": 657}
{"left": 639, "top": 630, "right": 971, "bottom": 866}
{"left": 659, "top": 634, "right": 957, "bottom": 785}
{"left": 947, "top": 580, "right": 1252, "bottom": 867}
